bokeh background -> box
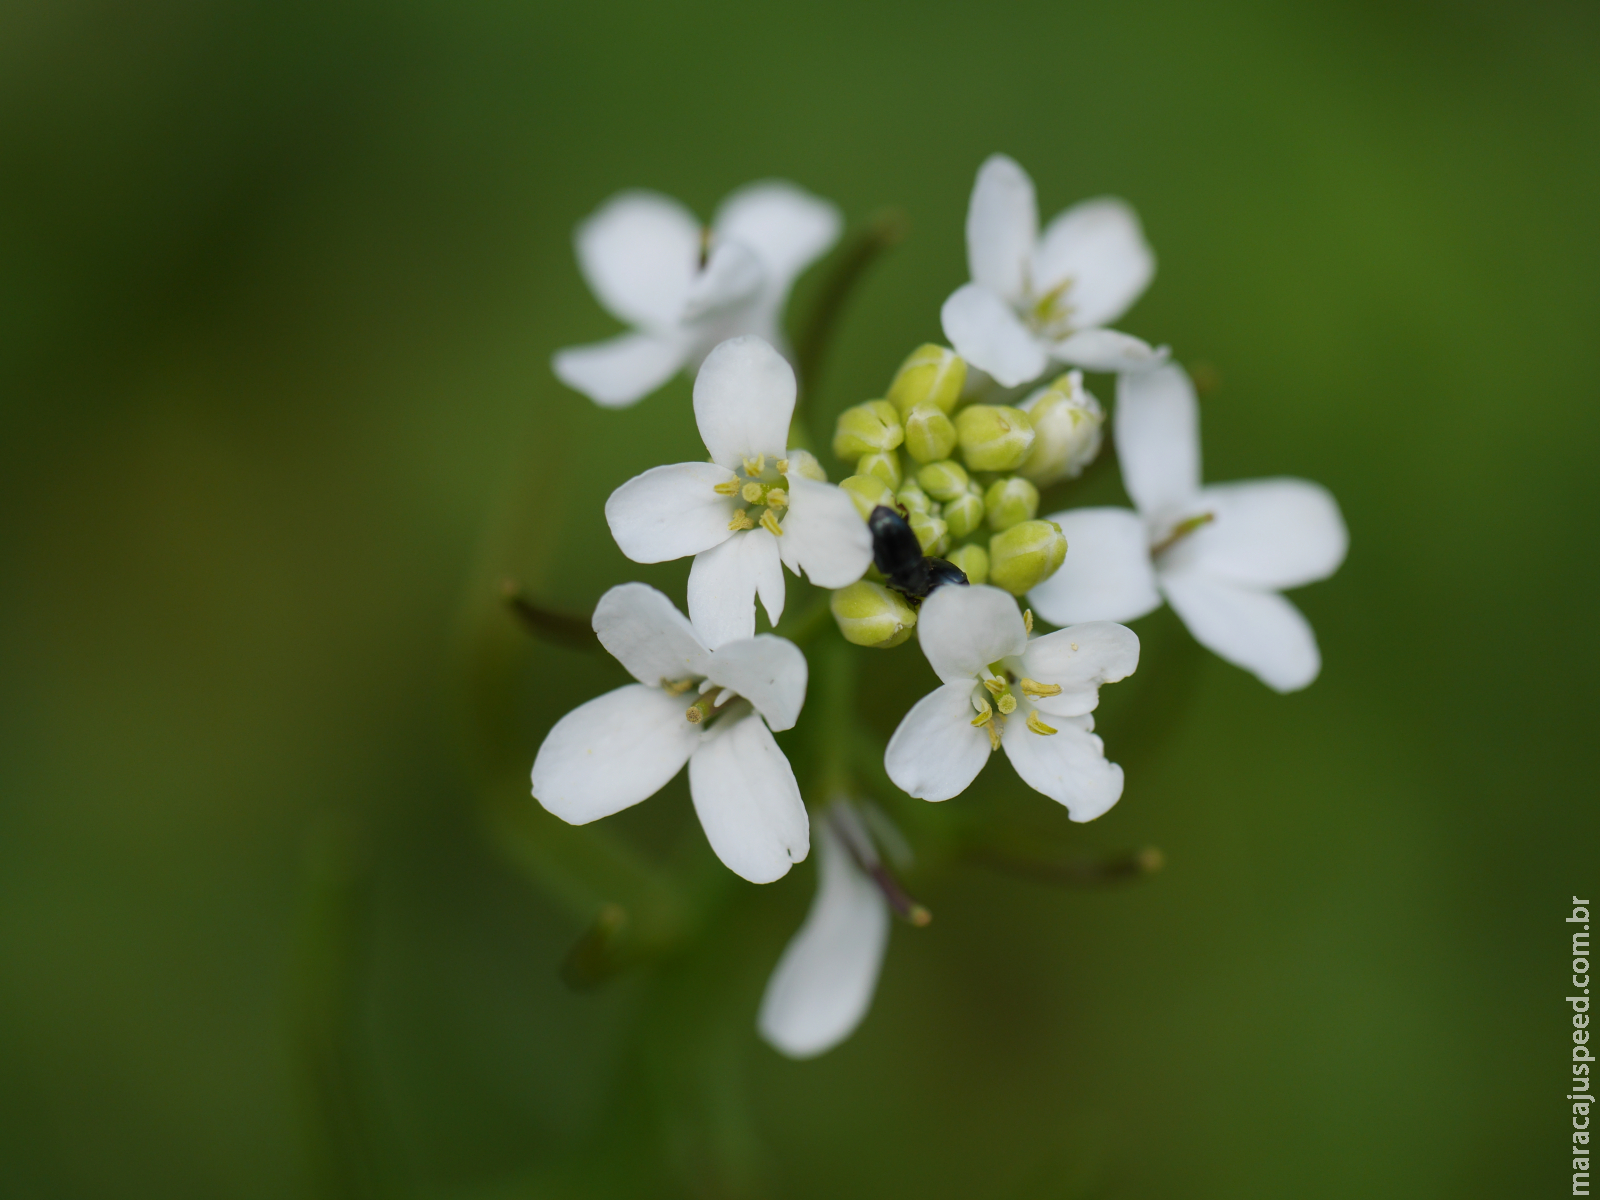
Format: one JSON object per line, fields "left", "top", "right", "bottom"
{"left": 2, "top": 1, "right": 1597, "bottom": 1196}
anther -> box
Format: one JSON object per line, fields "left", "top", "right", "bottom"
{"left": 775, "top": 458, "right": 789, "bottom": 475}
{"left": 713, "top": 478, "right": 741, "bottom": 496}
{"left": 759, "top": 509, "right": 784, "bottom": 536}
{"left": 660, "top": 677, "right": 695, "bottom": 696}
{"left": 986, "top": 720, "right": 1001, "bottom": 751}
{"left": 741, "top": 481, "right": 766, "bottom": 504}
{"left": 1019, "top": 677, "right": 1061, "bottom": 697}
{"left": 742, "top": 454, "right": 766, "bottom": 477}
{"left": 727, "top": 509, "right": 755, "bottom": 531}
{"left": 1026, "top": 711, "right": 1058, "bottom": 736}
{"left": 970, "top": 697, "right": 993, "bottom": 727}
{"left": 1023, "top": 609, "right": 1034, "bottom": 633}
{"left": 764, "top": 487, "right": 788, "bottom": 509}
{"left": 982, "top": 677, "right": 1006, "bottom": 697}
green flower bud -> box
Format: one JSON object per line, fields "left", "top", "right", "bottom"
{"left": 833, "top": 400, "right": 903, "bottom": 460}
{"left": 988, "top": 519, "right": 1067, "bottom": 595}
{"left": 942, "top": 486, "right": 985, "bottom": 538}
{"left": 831, "top": 580, "right": 917, "bottom": 648}
{"left": 783, "top": 449, "right": 828, "bottom": 482}
{"left": 903, "top": 402, "right": 958, "bottom": 464}
{"left": 955, "top": 404, "right": 1035, "bottom": 472}
{"left": 895, "top": 480, "right": 932, "bottom": 515}
{"left": 946, "top": 543, "right": 989, "bottom": 586}
{"left": 839, "top": 473, "right": 895, "bottom": 520}
{"left": 916, "top": 458, "right": 969, "bottom": 502}
{"left": 908, "top": 511, "right": 949, "bottom": 557}
{"left": 983, "top": 476, "right": 1040, "bottom": 532}
{"left": 1017, "top": 372, "right": 1104, "bottom": 485}
{"left": 857, "top": 448, "right": 903, "bottom": 489}
{"left": 886, "top": 344, "right": 967, "bottom": 416}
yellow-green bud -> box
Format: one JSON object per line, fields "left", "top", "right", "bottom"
{"left": 839, "top": 473, "right": 895, "bottom": 520}
{"left": 955, "top": 405, "right": 1035, "bottom": 472}
{"left": 946, "top": 543, "right": 989, "bottom": 586}
{"left": 1017, "top": 372, "right": 1105, "bottom": 485}
{"left": 943, "top": 486, "right": 985, "bottom": 538}
{"left": 983, "top": 476, "right": 1040, "bottom": 532}
{"left": 831, "top": 581, "right": 917, "bottom": 648}
{"left": 988, "top": 520, "right": 1067, "bottom": 595}
{"left": 783, "top": 449, "right": 827, "bottom": 482}
{"left": 895, "top": 480, "right": 932, "bottom": 515}
{"left": 833, "top": 400, "right": 903, "bottom": 460}
{"left": 886, "top": 344, "right": 967, "bottom": 416}
{"left": 902, "top": 402, "right": 958, "bottom": 464}
{"left": 856, "top": 448, "right": 903, "bottom": 489}
{"left": 908, "top": 511, "right": 949, "bottom": 557}
{"left": 916, "top": 458, "right": 969, "bottom": 502}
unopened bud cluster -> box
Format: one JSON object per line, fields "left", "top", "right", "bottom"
{"left": 831, "top": 345, "right": 1081, "bottom": 641}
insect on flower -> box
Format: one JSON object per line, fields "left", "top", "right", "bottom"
{"left": 868, "top": 505, "right": 969, "bottom": 603}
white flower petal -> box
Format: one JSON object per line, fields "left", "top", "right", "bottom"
{"left": 1019, "top": 621, "right": 1140, "bottom": 717}
{"left": 681, "top": 240, "right": 765, "bottom": 322}
{"left": 1169, "top": 478, "right": 1348, "bottom": 591}
{"left": 1052, "top": 328, "right": 1168, "bottom": 374}
{"left": 531, "top": 684, "right": 699, "bottom": 824}
{"left": 757, "top": 822, "right": 889, "bottom": 1059}
{"left": 940, "top": 283, "right": 1048, "bottom": 388}
{"left": 591, "top": 583, "right": 710, "bottom": 685}
{"left": 1160, "top": 568, "right": 1321, "bottom": 692}
{"left": 1115, "top": 364, "right": 1201, "bottom": 520}
{"left": 884, "top": 681, "right": 994, "bottom": 802}
{"left": 916, "top": 584, "right": 1028, "bottom": 684}
{"left": 605, "top": 462, "right": 737, "bottom": 564}
{"left": 777, "top": 475, "right": 873, "bottom": 587}
{"left": 705, "top": 634, "right": 808, "bottom": 732}
{"left": 551, "top": 332, "right": 689, "bottom": 409}
{"left": 1031, "top": 197, "right": 1155, "bottom": 329}
{"left": 713, "top": 181, "right": 842, "bottom": 297}
{"left": 1000, "top": 714, "right": 1124, "bottom": 822}
{"left": 688, "top": 713, "right": 809, "bottom": 883}
{"left": 687, "top": 528, "right": 786, "bottom": 649}
{"left": 1027, "top": 507, "right": 1161, "bottom": 626}
{"left": 965, "top": 154, "right": 1037, "bottom": 305}
{"left": 693, "top": 335, "right": 797, "bottom": 468}
{"left": 575, "top": 190, "right": 700, "bottom": 330}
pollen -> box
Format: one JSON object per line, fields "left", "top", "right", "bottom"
{"left": 727, "top": 509, "right": 755, "bottom": 531}
{"left": 982, "top": 677, "right": 1006, "bottom": 697}
{"left": 996, "top": 693, "right": 1017, "bottom": 715}
{"left": 765, "top": 487, "right": 788, "bottom": 509}
{"left": 1023, "top": 609, "right": 1034, "bottom": 633}
{"left": 741, "top": 481, "right": 766, "bottom": 504}
{"left": 970, "top": 697, "right": 993, "bottom": 727}
{"left": 660, "top": 677, "right": 695, "bottom": 696}
{"left": 775, "top": 458, "right": 789, "bottom": 475}
{"left": 1026, "top": 712, "right": 1058, "bottom": 736}
{"left": 742, "top": 453, "right": 766, "bottom": 477}
{"left": 759, "top": 509, "right": 784, "bottom": 536}
{"left": 685, "top": 695, "right": 714, "bottom": 724}
{"left": 1019, "top": 678, "right": 1061, "bottom": 697}
{"left": 713, "top": 478, "right": 741, "bottom": 496}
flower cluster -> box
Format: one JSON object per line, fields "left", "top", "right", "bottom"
{"left": 530, "top": 153, "right": 1347, "bottom": 1059}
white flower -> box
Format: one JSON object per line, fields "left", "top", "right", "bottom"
{"left": 1026, "top": 364, "right": 1349, "bottom": 693}
{"left": 884, "top": 585, "right": 1138, "bottom": 815}
{"left": 553, "top": 182, "right": 841, "bottom": 408}
{"left": 940, "top": 154, "right": 1165, "bottom": 388}
{"left": 529, "top": 582, "right": 810, "bottom": 884}
{"left": 605, "top": 336, "right": 874, "bottom": 649}
{"left": 757, "top": 817, "right": 889, "bottom": 1059}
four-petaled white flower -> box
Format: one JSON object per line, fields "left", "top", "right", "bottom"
{"left": 885, "top": 584, "right": 1139, "bottom": 815}
{"left": 530, "top": 583, "right": 810, "bottom": 883}
{"left": 941, "top": 154, "right": 1165, "bottom": 388}
{"left": 605, "top": 336, "right": 874, "bottom": 649}
{"left": 1027, "top": 364, "right": 1349, "bottom": 693}
{"left": 757, "top": 814, "right": 889, "bottom": 1060}
{"left": 553, "top": 182, "right": 841, "bottom": 408}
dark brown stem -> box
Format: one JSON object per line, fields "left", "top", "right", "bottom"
{"left": 501, "top": 580, "right": 600, "bottom": 652}
{"left": 792, "top": 209, "right": 908, "bottom": 410}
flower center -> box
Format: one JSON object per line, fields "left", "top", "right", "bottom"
{"left": 712, "top": 455, "right": 790, "bottom": 537}
{"left": 969, "top": 663, "right": 1062, "bottom": 748}
{"left": 1150, "top": 511, "right": 1215, "bottom": 558}
{"left": 1023, "top": 276, "right": 1078, "bottom": 341}
{"left": 664, "top": 675, "right": 748, "bottom": 727}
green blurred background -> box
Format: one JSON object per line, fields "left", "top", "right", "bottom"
{"left": 2, "top": 0, "right": 1596, "bottom": 1196}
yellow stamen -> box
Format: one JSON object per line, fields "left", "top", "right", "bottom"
{"left": 775, "top": 458, "right": 789, "bottom": 475}
{"left": 986, "top": 721, "right": 1001, "bottom": 751}
{"left": 727, "top": 509, "right": 755, "bottom": 531}
{"left": 970, "top": 697, "right": 992, "bottom": 727}
{"left": 759, "top": 509, "right": 784, "bottom": 536}
{"left": 996, "top": 692, "right": 1017, "bottom": 715}
{"left": 765, "top": 487, "right": 788, "bottom": 509}
{"left": 741, "top": 481, "right": 766, "bottom": 504}
{"left": 1026, "top": 711, "right": 1058, "bottom": 736}
{"left": 1019, "top": 678, "right": 1061, "bottom": 698}
{"left": 713, "top": 478, "right": 741, "bottom": 496}
{"left": 742, "top": 453, "right": 766, "bottom": 477}
{"left": 1023, "top": 609, "right": 1034, "bottom": 633}
{"left": 660, "top": 677, "right": 695, "bottom": 696}
{"left": 982, "top": 677, "right": 1006, "bottom": 697}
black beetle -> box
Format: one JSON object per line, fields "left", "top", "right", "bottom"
{"left": 868, "top": 505, "right": 968, "bottom": 603}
